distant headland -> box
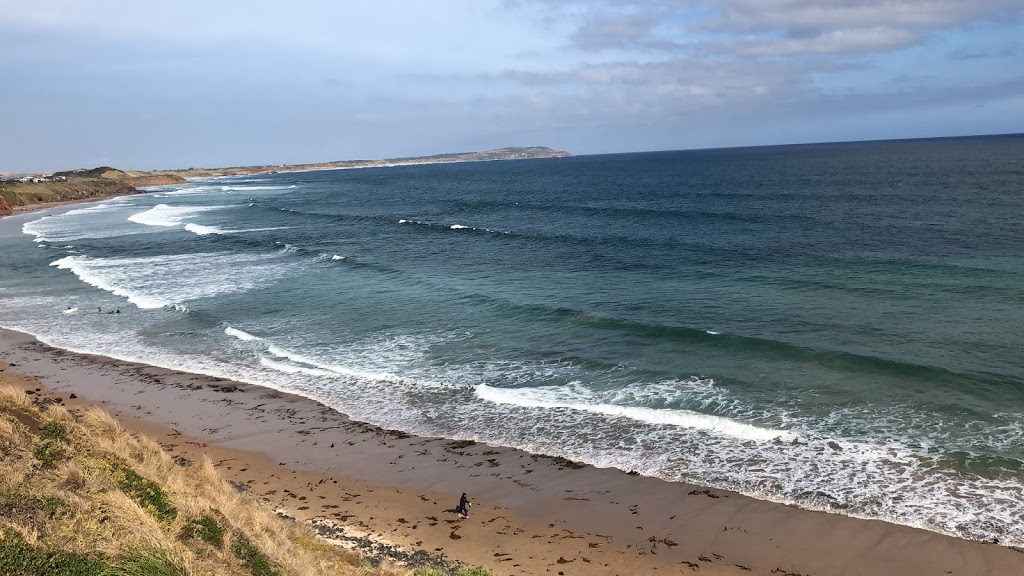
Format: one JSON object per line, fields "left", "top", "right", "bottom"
{"left": 0, "top": 146, "right": 572, "bottom": 216}
{"left": 168, "top": 146, "right": 572, "bottom": 178}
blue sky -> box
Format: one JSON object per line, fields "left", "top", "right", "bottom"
{"left": 1, "top": 0, "right": 1022, "bottom": 172}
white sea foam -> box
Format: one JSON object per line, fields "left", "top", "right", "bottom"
{"left": 22, "top": 203, "right": 136, "bottom": 243}
{"left": 394, "top": 219, "right": 506, "bottom": 234}
{"left": 265, "top": 344, "right": 398, "bottom": 382}
{"left": 331, "top": 255, "right": 346, "bottom": 261}
{"left": 221, "top": 185, "right": 297, "bottom": 191}
{"left": 184, "top": 224, "right": 286, "bottom": 236}
{"left": 475, "top": 383, "right": 790, "bottom": 441}
{"left": 225, "top": 326, "right": 262, "bottom": 342}
{"left": 184, "top": 223, "right": 225, "bottom": 236}
{"left": 128, "top": 204, "right": 226, "bottom": 228}
{"left": 260, "top": 357, "right": 334, "bottom": 377}
{"left": 163, "top": 186, "right": 215, "bottom": 196}
{"left": 50, "top": 252, "right": 293, "bottom": 309}
{"left": 706, "top": 330, "right": 720, "bottom": 335}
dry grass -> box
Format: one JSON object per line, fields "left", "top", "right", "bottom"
{"left": 0, "top": 386, "right": 420, "bottom": 576}
{"left": 0, "top": 383, "right": 35, "bottom": 410}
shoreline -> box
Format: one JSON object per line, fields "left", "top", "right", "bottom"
{"left": 1, "top": 326, "right": 1021, "bottom": 575}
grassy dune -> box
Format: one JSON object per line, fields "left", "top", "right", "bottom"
{"left": 0, "top": 180, "right": 137, "bottom": 208}
{"left": 0, "top": 169, "right": 185, "bottom": 211}
{"left": 0, "top": 386, "right": 492, "bottom": 576}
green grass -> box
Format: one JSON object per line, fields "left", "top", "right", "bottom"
{"left": 26, "top": 494, "right": 69, "bottom": 518}
{"left": 0, "top": 526, "right": 108, "bottom": 576}
{"left": 179, "top": 512, "right": 225, "bottom": 548}
{"left": 34, "top": 439, "right": 64, "bottom": 468}
{"left": 112, "top": 466, "right": 178, "bottom": 523}
{"left": 232, "top": 532, "right": 283, "bottom": 576}
{"left": 102, "top": 547, "right": 190, "bottom": 576}
{"left": 39, "top": 421, "right": 69, "bottom": 443}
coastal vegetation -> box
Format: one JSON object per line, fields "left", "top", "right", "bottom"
{"left": 0, "top": 167, "right": 185, "bottom": 213}
{"left": 0, "top": 385, "right": 493, "bottom": 576}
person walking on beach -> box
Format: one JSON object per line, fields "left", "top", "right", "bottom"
{"left": 456, "top": 492, "right": 471, "bottom": 518}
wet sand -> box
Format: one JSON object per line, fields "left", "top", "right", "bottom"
{"left": 1, "top": 327, "right": 1021, "bottom": 575}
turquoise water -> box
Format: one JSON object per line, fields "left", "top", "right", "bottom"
{"left": 2, "top": 135, "right": 1023, "bottom": 544}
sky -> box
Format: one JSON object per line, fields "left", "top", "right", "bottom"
{"left": 1, "top": 0, "right": 1022, "bottom": 172}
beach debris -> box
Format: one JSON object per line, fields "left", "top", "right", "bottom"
{"left": 688, "top": 489, "right": 724, "bottom": 499}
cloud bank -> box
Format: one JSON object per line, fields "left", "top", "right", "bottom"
{"left": 0, "top": 0, "right": 1021, "bottom": 171}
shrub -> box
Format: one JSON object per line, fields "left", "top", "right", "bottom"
{"left": 27, "top": 494, "right": 69, "bottom": 518}
{"left": 179, "top": 513, "right": 225, "bottom": 548}
{"left": 112, "top": 466, "right": 178, "bottom": 523}
{"left": 34, "top": 439, "right": 64, "bottom": 468}
{"left": 232, "top": 532, "right": 282, "bottom": 576}
{"left": 0, "top": 526, "right": 107, "bottom": 575}
{"left": 39, "top": 421, "right": 69, "bottom": 443}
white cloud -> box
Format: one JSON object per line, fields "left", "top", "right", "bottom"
{"left": 727, "top": 26, "right": 920, "bottom": 56}
{"left": 711, "top": 0, "right": 1017, "bottom": 33}
{"left": 514, "top": 0, "right": 1022, "bottom": 57}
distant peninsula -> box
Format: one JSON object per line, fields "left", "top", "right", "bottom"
{"left": 0, "top": 146, "right": 572, "bottom": 216}
{"left": 165, "top": 146, "right": 572, "bottom": 178}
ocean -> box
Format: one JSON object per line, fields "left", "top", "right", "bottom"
{"left": 2, "top": 135, "right": 1022, "bottom": 546}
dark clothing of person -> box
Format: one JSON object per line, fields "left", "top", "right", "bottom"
{"left": 457, "top": 493, "right": 470, "bottom": 516}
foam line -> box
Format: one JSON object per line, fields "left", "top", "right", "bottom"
{"left": 225, "top": 326, "right": 262, "bottom": 342}
{"left": 475, "top": 383, "right": 791, "bottom": 441}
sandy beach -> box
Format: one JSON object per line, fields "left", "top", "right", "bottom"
{"left": 0, "top": 327, "right": 1020, "bottom": 576}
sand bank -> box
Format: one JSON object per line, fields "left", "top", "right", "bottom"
{"left": 1, "top": 327, "right": 1020, "bottom": 575}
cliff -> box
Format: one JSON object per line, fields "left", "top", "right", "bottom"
{"left": 0, "top": 173, "right": 185, "bottom": 214}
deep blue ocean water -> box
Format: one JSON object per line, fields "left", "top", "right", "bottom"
{"left": 2, "top": 135, "right": 1023, "bottom": 544}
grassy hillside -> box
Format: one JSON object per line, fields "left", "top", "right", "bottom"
{"left": 0, "top": 170, "right": 186, "bottom": 212}
{"left": 0, "top": 386, "right": 493, "bottom": 576}
{"left": 0, "top": 180, "right": 137, "bottom": 208}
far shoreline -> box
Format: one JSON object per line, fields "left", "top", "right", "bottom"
{"left": 2, "top": 148, "right": 572, "bottom": 218}
{"left": 1, "top": 325, "right": 1021, "bottom": 575}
